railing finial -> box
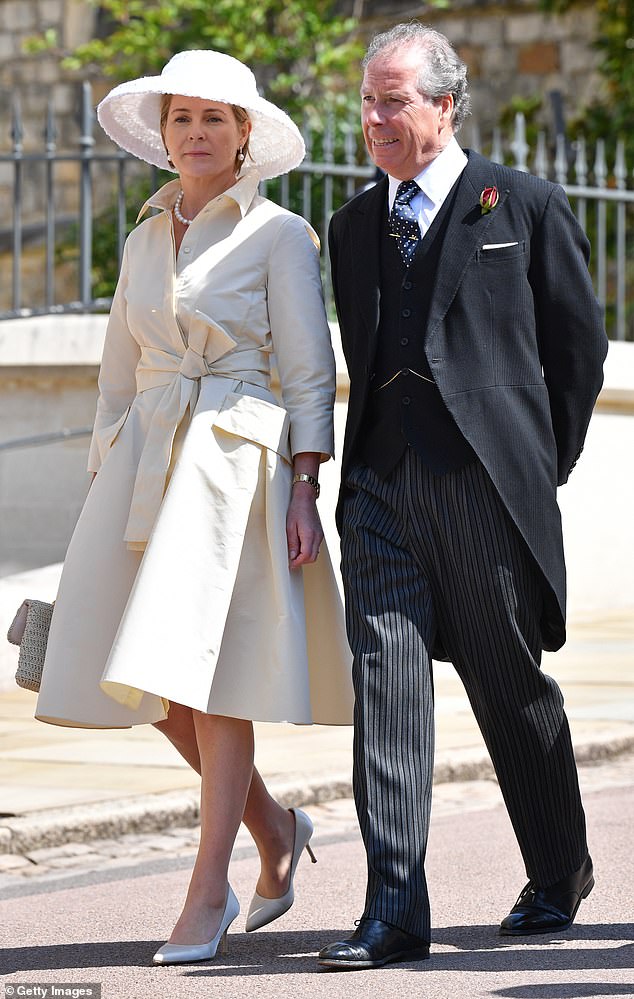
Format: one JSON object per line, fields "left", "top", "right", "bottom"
{"left": 11, "top": 94, "right": 23, "bottom": 152}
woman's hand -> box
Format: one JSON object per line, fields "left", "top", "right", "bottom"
{"left": 286, "top": 484, "right": 324, "bottom": 568}
{"left": 287, "top": 452, "right": 323, "bottom": 568}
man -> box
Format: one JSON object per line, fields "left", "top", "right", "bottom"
{"left": 318, "top": 22, "right": 607, "bottom": 970}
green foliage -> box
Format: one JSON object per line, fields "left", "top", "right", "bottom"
{"left": 25, "top": 0, "right": 364, "bottom": 123}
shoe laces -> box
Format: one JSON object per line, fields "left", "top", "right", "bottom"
{"left": 515, "top": 879, "right": 538, "bottom": 904}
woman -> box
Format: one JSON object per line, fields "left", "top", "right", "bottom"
{"left": 35, "top": 50, "right": 353, "bottom": 964}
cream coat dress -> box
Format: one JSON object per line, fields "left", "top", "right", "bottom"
{"left": 36, "top": 173, "right": 353, "bottom": 729}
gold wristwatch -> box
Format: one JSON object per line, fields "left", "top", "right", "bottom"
{"left": 292, "top": 472, "right": 320, "bottom": 498}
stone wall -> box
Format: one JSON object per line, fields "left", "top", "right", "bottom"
{"left": 0, "top": 0, "right": 105, "bottom": 148}
{"left": 0, "top": 314, "right": 103, "bottom": 574}
{"left": 0, "top": 0, "right": 604, "bottom": 312}
{"left": 362, "top": 0, "right": 601, "bottom": 137}
{"left": 0, "top": 0, "right": 112, "bottom": 314}
{"left": 463, "top": 3, "right": 600, "bottom": 130}
{"left": 0, "top": 0, "right": 602, "bottom": 150}
{"left": 1, "top": 315, "right": 633, "bottom": 621}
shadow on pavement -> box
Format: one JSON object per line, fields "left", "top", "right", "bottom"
{"left": 1, "top": 931, "right": 343, "bottom": 975}
{"left": 2, "top": 940, "right": 162, "bottom": 973}
{"left": 3, "top": 925, "right": 632, "bottom": 978}
{"left": 492, "top": 984, "right": 634, "bottom": 998}
{"left": 433, "top": 922, "right": 634, "bottom": 947}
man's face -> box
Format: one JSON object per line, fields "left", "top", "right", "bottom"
{"left": 360, "top": 45, "right": 454, "bottom": 180}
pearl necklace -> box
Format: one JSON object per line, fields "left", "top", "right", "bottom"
{"left": 174, "top": 190, "right": 194, "bottom": 226}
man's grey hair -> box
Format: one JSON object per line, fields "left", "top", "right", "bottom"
{"left": 362, "top": 22, "right": 471, "bottom": 132}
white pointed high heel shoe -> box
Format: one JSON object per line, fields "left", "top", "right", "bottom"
{"left": 245, "top": 807, "right": 317, "bottom": 932}
{"left": 152, "top": 884, "right": 240, "bottom": 965}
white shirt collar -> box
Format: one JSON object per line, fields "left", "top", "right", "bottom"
{"left": 137, "top": 171, "right": 260, "bottom": 223}
{"left": 387, "top": 137, "right": 467, "bottom": 211}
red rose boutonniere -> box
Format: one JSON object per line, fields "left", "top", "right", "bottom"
{"left": 479, "top": 186, "right": 499, "bottom": 215}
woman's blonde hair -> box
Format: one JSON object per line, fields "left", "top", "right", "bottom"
{"left": 159, "top": 93, "right": 252, "bottom": 171}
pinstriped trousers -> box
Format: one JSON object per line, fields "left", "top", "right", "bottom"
{"left": 340, "top": 451, "right": 588, "bottom": 940}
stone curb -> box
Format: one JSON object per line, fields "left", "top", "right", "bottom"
{"left": 0, "top": 778, "right": 354, "bottom": 857}
{"left": 1, "top": 733, "right": 632, "bottom": 856}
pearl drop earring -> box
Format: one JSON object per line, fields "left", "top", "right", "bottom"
{"left": 237, "top": 147, "right": 245, "bottom": 161}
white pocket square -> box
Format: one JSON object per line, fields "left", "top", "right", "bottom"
{"left": 481, "top": 242, "right": 519, "bottom": 250}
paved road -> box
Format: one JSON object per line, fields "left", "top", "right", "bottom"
{"left": 1, "top": 754, "right": 633, "bottom": 998}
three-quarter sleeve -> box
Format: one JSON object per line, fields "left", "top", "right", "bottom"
{"left": 87, "top": 240, "right": 141, "bottom": 472}
{"left": 266, "top": 215, "right": 336, "bottom": 460}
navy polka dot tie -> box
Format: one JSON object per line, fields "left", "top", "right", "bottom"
{"left": 389, "top": 179, "right": 421, "bottom": 267}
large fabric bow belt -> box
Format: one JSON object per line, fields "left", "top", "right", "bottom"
{"left": 124, "top": 311, "right": 269, "bottom": 549}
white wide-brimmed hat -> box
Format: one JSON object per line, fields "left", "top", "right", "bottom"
{"left": 96, "top": 50, "right": 305, "bottom": 180}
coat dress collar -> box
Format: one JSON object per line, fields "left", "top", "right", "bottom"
{"left": 136, "top": 171, "right": 261, "bottom": 223}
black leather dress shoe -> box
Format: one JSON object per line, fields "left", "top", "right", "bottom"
{"left": 500, "top": 854, "right": 594, "bottom": 935}
{"left": 318, "top": 918, "right": 430, "bottom": 969}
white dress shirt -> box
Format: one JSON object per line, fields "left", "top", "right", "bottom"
{"left": 387, "top": 137, "right": 468, "bottom": 238}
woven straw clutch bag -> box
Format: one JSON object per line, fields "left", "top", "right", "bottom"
{"left": 7, "top": 599, "right": 55, "bottom": 692}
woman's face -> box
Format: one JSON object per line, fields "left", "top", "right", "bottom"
{"left": 163, "top": 94, "right": 250, "bottom": 189}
